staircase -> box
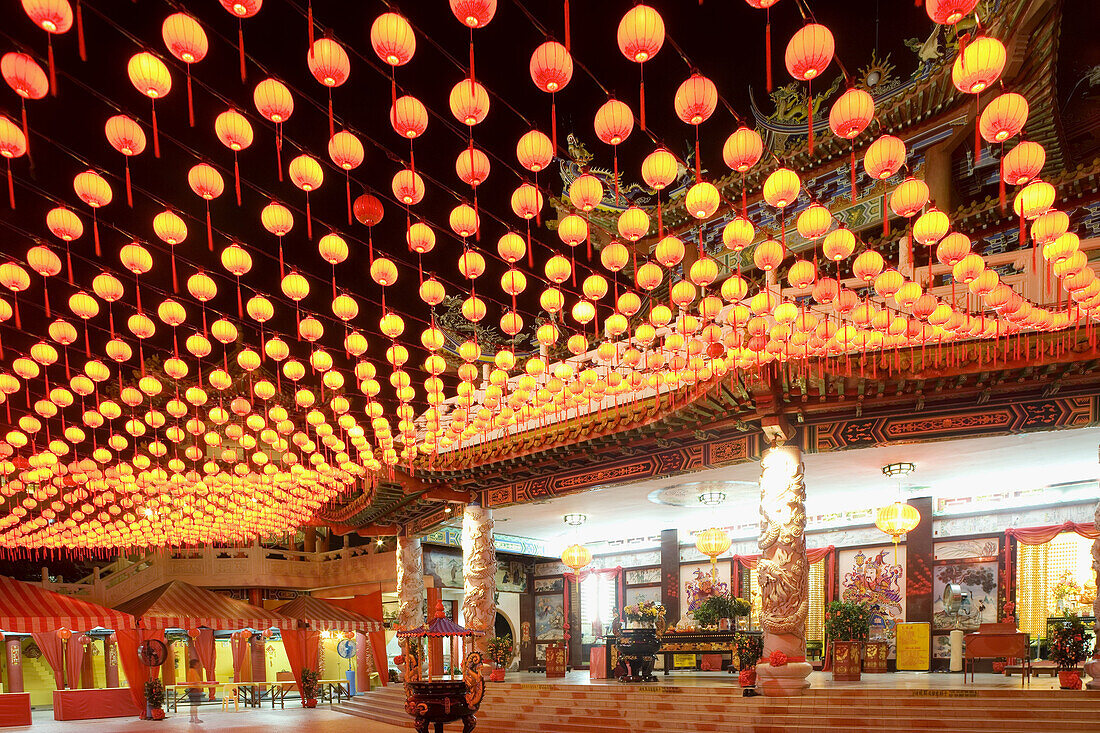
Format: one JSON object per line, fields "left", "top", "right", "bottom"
{"left": 335, "top": 682, "right": 1100, "bottom": 732}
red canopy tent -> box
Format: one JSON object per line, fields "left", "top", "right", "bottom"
{"left": 275, "top": 595, "right": 386, "bottom": 699}
{"left": 0, "top": 575, "right": 134, "bottom": 633}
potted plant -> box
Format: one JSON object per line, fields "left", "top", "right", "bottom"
{"left": 301, "top": 667, "right": 320, "bottom": 707}
{"left": 486, "top": 635, "right": 513, "bottom": 682}
{"left": 824, "top": 600, "right": 872, "bottom": 682}
{"left": 1049, "top": 612, "right": 1092, "bottom": 689}
{"left": 693, "top": 594, "right": 751, "bottom": 630}
{"left": 734, "top": 632, "right": 764, "bottom": 687}
{"left": 144, "top": 678, "right": 165, "bottom": 720}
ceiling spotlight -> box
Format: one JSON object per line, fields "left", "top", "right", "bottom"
{"left": 698, "top": 491, "right": 727, "bottom": 506}
{"left": 882, "top": 462, "right": 915, "bottom": 478}
{"left": 563, "top": 513, "right": 588, "bottom": 526}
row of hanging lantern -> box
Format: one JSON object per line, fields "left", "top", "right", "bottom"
{"left": 0, "top": 0, "right": 1088, "bottom": 549}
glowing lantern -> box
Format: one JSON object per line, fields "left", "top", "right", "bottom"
{"left": 497, "top": 232, "right": 526, "bottom": 264}
{"left": 72, "top": 170, "right": 111, "bottom": 257}
{"left": 371, "top": 12, "right": 415, "bottom": 68}
{"left": 450, "top": 78, "right": 489, "bottom": 126}
{"left": 1013, "top": 180, "right": 1055, "bottom": 220}
{"left": 569, "top": 175, "right": 604, "bottom": 213}
{"left": 785, "top": 24, "right": 834, "bottom": 154}
{"left": 796, "top": 204, "right": 832, "bottom": 240}
{"left": 253, "top": 78, "right": 293, "bottom": 180}
{"left": 392, "top": 168, "right": 425, "bottom": 206}
{"left": 0, "top": 116, "right": 26, "bottom": 209}
{"left": 655, "top": 236, "right": 685, "bottom": 267}
{"left": 390, "top": 95, "right": 427, "bottom": 140}
{"left": 682, "top": 181, "right": 718, "bottom": 221}
{"left": 722, "top": 217, "right": 755, "bottom": 253}
{"left": 561, "top": 543, "right": 592, "bottom": 572}
{"left": 823, "top": 228, "right": 856, "bottom": 262}
{"left": 289, "top": 155, "right": 323, "bottom": 239}
{"left": 406, "top": 222, "right": 435, "bottom": 254}
{"left": 20, "top": 0, "right": 71, "bottom": 92}
{"left": 307, "top": 37, "right": 350, "bottom": 137}
{"left": 951, "top": 36, "right": 1005, "bottom": 95}
{"left": 935, "top": 233, "right": 971, "bottom": 267}
{"left": 214, "top": 109, "right": 253, "bottom": 205}
{"left": 829, "top": 87, "right": 875, "bottom": 201}
{"left": 594, "top": 99, "right": 634, "bottom": 202}
{"left": 450, "top": 204, "right": 479, "bottom": 239}
{"left": 161, "top": 13, "right": 207, "bottom": 125}
{"left": 510, "top": 184, "right": 542, "bottom": 220}
{"left": 890, "top": 178, "right": 929, "bottom": 218}
{"left": 617, "top": 3, "right": 663, "bottom": 132}
{"left": 853, "top": 250, "right": 885, "bottom": 282}
{"left": 864, "top": 135, "right": 906, "bottom": 180}
{"left": 46, "top": 207, "right": 82, "bottom": 278}
{"left": 763, "top": 168, "right": 800, "bottom": 208}
{"left": 2, "top": 52, "right": 48, "bottom": 151}
{"left": 695, "top": 528, "right": 731, "bottom": 579}
{"left": 187, "top": 163, "right": 224, "bottom": 252}
{"left": 617, "top": 207, "right": 650, "bottom": 244}
{"left": 218, "top": 0, "right": 261, "bottom": 82}
{"left": 980, "top": 93, "right": 1028, "bottom": 144}
{"left": 1002, "top": 140, "right": 1045, "bottom": 187}
{"left": 127, "top": 52, "right": 171, "bottom": 158}
{"left": 754, "top": 239, "right": 784, "bottom": 272}
{"left": 876, "top": 502, "right": 920, "bottom": 556}
{"left": 516, "top": 130, "right": 552, "bottom": 175}
{"left": 529, "top": 40, "right": 572, "bottom": 151}
{"left": 788, "top": 259, "right": 816, "bottom": 289}
{"left": 926, "top": 0, "right": 979, "bottom": 25}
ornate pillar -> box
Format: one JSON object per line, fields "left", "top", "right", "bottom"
{"left": 104, "top": 636, "right": 119, "bottom": 688}
{"left": 5, "top": 637, "right": 23, "bottom": 693}
{"left": 397, "top": 532, "right": 426, "bottom": 681}
{"left": 755, "top": 443, "right": 813, "bottom": 696}
{"left": 1085, "top": 497, "right": 1100, "bottom": 689}
{"left": 461, "top": 502, "right": 497, "bottom": 659}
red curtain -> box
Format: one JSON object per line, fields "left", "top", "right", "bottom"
{"left": 230, "top": 632, "right": 253, "bottom": 682}
{"left": 1004, "top": 522, "right": 1097, "bottom": 598}
{"left": 563, "top": 566, "right": 624, "bottom": 636}
{"left": 368, "top": 630, "right": 388, "bottom": 686}
{"left": 281, "top": 628, "right": 320, "bottom": 702}
{"left": 194, "top": 629, "right": 217, "bottom": 700}
{"left": 114, "top": 628, "right": 157, "bottom": 717}
{"left": 31, "top": 631, "right": 65, "bottom": 688}
{"left": 731, "top": 546, "right": 836, "bottom": 601}
{"left": 64, "top": 635, "right": 87, "bottom": 689}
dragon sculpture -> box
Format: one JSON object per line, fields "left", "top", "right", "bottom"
{"left": 461, "top": 506, "right": 498, "bottom": 657}
{"left": 756, "top": 448, "right": 810, "bottom": 638}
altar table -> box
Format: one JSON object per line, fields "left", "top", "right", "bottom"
{"left": 0, "top": 693, "right": 31, "bottom": 727}
{"left": 53, "top": 687, "right": 136, "bottom": 720}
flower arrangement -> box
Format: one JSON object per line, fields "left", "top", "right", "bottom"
{"left": 1001, "top": 601, "right": 1016, "bottom": 625}
{"left": 300, "top": 667, "right": 320, "bottom": 707}
{"left": 622, "top": 600, "right": 665, "bottom": 627}
{"left": 1049, "top": 612, "right": 1092, "bottom": 669}
{"left": 734, "top": 631, "right": 764, "bottom": 669}
{"left": 692, "top": 593, "right": 751, "bottom": 629}
{"left": 769, "top": 650, "right": 788, "bottom": 667}
{"left": 824, "top": 600, "right": 873, "bottom": 642}
{"left": 1053, "top": 572, "right": 1082, "bottom": 608}
{"left": 486, "top": 635, "right": 513, "bottom": 668}
{"left": 144, "top": 678, "right": 165, "bottom": 717}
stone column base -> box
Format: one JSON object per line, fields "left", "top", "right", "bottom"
{"left": 755, "top": 633, "right": 812, "bottom": 697}
{"left": 1084, "top": 657, "right": 1100, "bottom": 689}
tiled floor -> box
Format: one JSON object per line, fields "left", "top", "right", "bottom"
{"left": 16, "top": 707, "right": 409, "bottom": 732}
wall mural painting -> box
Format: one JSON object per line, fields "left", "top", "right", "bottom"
{"left": 840, "top": 547, "right": 906, "bottom": 656}
{"left": 424, "top": 551, "right": 528, "bottom": 592}
{"left": 932, "top": 561, "right": 998, "bottom": 631}
{"left": 684, "top": 568, "right": 729, "bottom": 613}
{"left": 535, "top": 561, "right": 568, "bottom": 576}
{"left": 625, "top": 568, "right": 661, "bottom": 585}
{"left": 933, "top": 538, "right": 1000, "bottom": 562}
{"left": 932, "top": 634, "right": 953, "bottom": 659}
{"left": 533, "top": 577, "right": 564, "bottom": 593}
{"left": 626, "top": 587, "right": 661, "bottom": 607}
{"left": 535, "top": 595, "right": 565, "bottom": 641}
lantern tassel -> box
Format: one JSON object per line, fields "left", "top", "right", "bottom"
{"left": 998, "top": 149, "right": 1005, "bottom": 212}
{"left": 20, "top": 103, "right": 29, "bottom": 157}
{"left": 327, "top": 93, "right": 334, "bottom": 140}
{"left": 275, "top": 125, "right": 283, "bottom": 182}
{"left": 850, "top": 145, "right": 857, "bottom": 203}
{"left": 807, "top": 79, "right": 814, "bottom": 156}
{"left": 526, "top": 223, "right": 534, "bottom": 269}
{"left": 47, "top": 36, "right": 57, "bottom": 96}
{"left": 206, "top": 205, "right": 213, "bottom": 251}
{"left": 551, "top": 95, "right": 558, "bottom": 155}
{"left": 765, "top": 11, "right": 773, "bottom": 93}
{"left": 42, "top": 282, "right": 49, "bottom": 318}
{"left": 279, "top": 242, "right": 285, "bottom": 279}
{"left": 124, "top": 159, "right": 133, "bottom": 207}
{"left": 306, "top": 195, "right": 312, "bottom": 240}
{"left": 234, "top": 154, "right": 241, "bottom": 206}
{"left": 613, "top": 151, "right": 620, "bottom": 205}
{"left": 65, "top": 244, "right": 73, "bottom": 284}
{"left": 639, "top": 69, "right": 646, "bottom": 132}
{"left": 92, "top": 213, "right": 101, "bottom": 257}
{"left": 236, "top": 283, "right": 243, "bottom": 320}
{"left": 238, "top": 22, "right": 247, "bottom": 83}
{"left": 307, "top": 1, "right": 315, "bottom": 50}
{"left": 151, "top": 102, "right": 160, "bottom": 158}
{"left": 186, "top": 67, "right": 195, "bottom": 127}
{"left": 11, "top": 294, "right": 19, "bottom": 330}
{"left": 345, "top": 173, "right": 352, "bottom": 225}
{"left": 5, "top": 161, "right": 13, "bottom": 209}
{"left": 76, "top": 0, "right": 86, "bottom": 61}
{"left": 564, "top": 0, "right": 571, "bottom": 51}
{"left": 171, "top": 249, "right": 179, "bottom": 294}
{"left": 883, "top": 193, "right": 889, "bottom": 236}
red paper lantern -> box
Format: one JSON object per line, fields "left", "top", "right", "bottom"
{"left": 104, "top": 116, "right": 145, "bottom": 208}
{"left": 390, "top": 95, "right": 428, "bottom": 139}
{"left": 1002, "top": 141, "right": 1045, "bottom": 185}
{"left": 864, "top": 135, "right": 906, "bottom": 180}
{"left": 449, "top": 78, "right": 489, "bottom": 126}
{"left": 617, "top": 3, "right": 663, "bottom": 131}
{"left": 979, "top": 92, "right": 1028, "bottom": 144}
{"left": 951, "top": 36, "right": 1005, "bottom": 94}
{"left": 450, "top": 0, "right": 496, "bottom": 28}
{"left": 926, "top": 0, "right": 979, "bottom": 25}
{"left": 456, "top": 147, "right": 490, "bottom": 186}
{"left": 785, "top": 24, "right": 834, "bottom": 154}
{"left": 127, "top": 52, "right": 171, "bottom": 158}
{"left": 371, "top": 13, "right": 415, "bottom": 66}
{"left": 516, "top": 131, "right": 551, "bottom": 173}
{"left": 161, "top": 13, "right": 207, "bottom": 126}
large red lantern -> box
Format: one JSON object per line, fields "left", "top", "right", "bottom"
{"left": 449, "top": 78, "right": 489, "bottom": 126}
{"left": 127, "top": 52, "right": 171, "bottom": 158}
{"left": 530, "top": 40, "right": 573, "bottom": 152}
{"left": 785, "top": 24, "right": 834, "bottom": 154}
{"left": 21, "top": 0, "right": 71, "bottom": 92}
{"left": 926, "top": 0, "right": 979, "bottom": 26}
{"left": 2, "top": 53, "right": 48, "bottom": 151}
{"left": 161, "top": 13, "right": 207, "bottom": 126}
{"left": 594, "top": 99, "right": 634, "bottom": 203}
{"left": 218, "top": 0, "right": 261, "bottom": 82}
{"left": 307, "top": 37, "right": 350, "bottom": 137}
{"left": 254, "top": 78, "right": 293, "bottom": 180}
{"left": 215, "top": 109, "right": 253, "bottom": 206}
{"left": 617, "top": 4, "right": 664, "bottom": 131}
{"left": 104, "top": 116, "right": 145, "bottom": 208}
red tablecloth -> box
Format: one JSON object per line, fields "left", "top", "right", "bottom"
{"left": 0, "top": 694, "right": 31, "bottom": 727}
{"left": 589, "top": 647, "right": 607, "bottom": 679}
{"left": 53, "top": 688, "right": 137, "bottom": 721}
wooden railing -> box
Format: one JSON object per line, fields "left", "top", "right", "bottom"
{"left": 37, "top": 544, "right": 396, "bottom": 606}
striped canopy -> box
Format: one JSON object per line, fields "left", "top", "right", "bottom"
{"left": 0, "top": 575, "right": 134, "bottom": 633}
{"left": 114, "top": 581, "right": 293, "bottom": 630}
{"left": 275, "top": 595, "right": 383, "bottom": 632}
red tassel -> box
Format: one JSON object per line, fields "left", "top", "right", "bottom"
{"left": 613, "top": 151, "right": 620, "bottom": 205}
{"left": 694, "top": 128, "right": 701, "bottom": 181}
{"left": 526, "top": 224, "right": 534, "bottom": 269}
{"left": 469, "top": 35, "right": 475, "bottom": 87}
{"left": 12, "top": 295, "right": 19, "bottom": 330}
{"left": 234, "top": 155, "right": 241, "bottom": 206}
{"left": 124, "top": 159, "right": 132, "bottom": 207}
{"left": 76, "top": 0, "right": 86, "bottom": 61}
{"left": 807, "top": 80, "right": 814, "bottom": 156}
{"left": 20, "top": 103, "right": 29, "bottom": 156}
{"left": 206, "top": 205, "right": 213, "bottom": 251}
{"left": 998, "top": 149, "right": 1006, "bottom": 212}
{"left": 92, "top": 213, "right": 101, "bottom": 257}
{"left": 850, "top": 146, "right": 857, "bottom": 203}
{"left": 345, "top": 173, "right": 352, "bottom": 225}
{"left": 327, "top": 93, "right": 335, "bottom": 140}
{"left": 765, "top": 13, "right": 773, "bottom": 93}
{"left": 42, "top": 282, "right": 50, "bottom": 318}
{"left": 306, "top": 195, "right": 312, "bottom": 240}
{"left": 151, "top": 102, "right": 160, "bottom": 158}
{"left": 186, "top": 68, "right": 195, "bottom": 127}
{"left": 564, "top": 0, "right": 571, "bottom": 51}
{"left": 171, "top": 249, "right": 178, "bottom": 294}
{"left": 883, "top": 193, "right": 889, "bottom": 236}
{"left": 639, "top": 70, "right": 646, "bottom": 132}
{"left": 390, "top": 70, "right": 397, "bottom": 108}
{"left": 65, "top": 245, "right": 73, "bottom": 284}
{"left": 238, "top": 23, "right": 247, "bottom": 82}
{"left": 5, "top": 161, "right": 13, "bottom": 209}
{"left": 974, "top": 95, "right": 980, "bottom": 165}
{"left": 275, "top": 126, "right": 283, "bottom": 182}
{"left": 279, "top": 241, "right": 285, "bottom": 279}
{"left": 307, "top": 1, "right": 315, "bottom": 50}
{"left": 236, "top": 282, "right": 243, "bottom": 320}
{"left": 551, "top": 96, "right": 558, "bottom": 155}
{"left": 47, "top": 37, "right": 57, "bottom": 96}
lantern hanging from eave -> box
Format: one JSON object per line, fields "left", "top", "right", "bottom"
{"left": 307, "top": 36, "right": 350, "bottom": 138}
{"left": 829, "top": 87, "right": 875, "bottom": 202}
{"left": 594, "top": 99, "right": 634, "bottom": 204}
{"left": 561, "top": 542, "right": 591, "bottom": 572}
{"left": 72, "top": 169, "right": 111, "bottom": 257}
{"left": 328, "top": 130, "right": 363, "bottom": 225}
{"left": 695, "top": 527, "right": 731, "bottom": 580}
{"left": 187, "top": 163, "right": 224, "bottom": 251}
{"left": 126, "top": 52, "right": 169, "bottom": 158}
{"left": 2, "top": 52, "right": 48, "bottom": 153}
{"left": 103, "top": 115, "right": 145, "bottom": 208}
{"left": 288, "top": 154, "right": 323, "bottom": 240}
{"left": 161, "top": 13, "right": 207, "bottom": 126}
{"left": 617, "top": 4, "right": 664, "bottom": 131}
{"left": 218, "top": 0, "right": 261, "bottom": 82}
{"left": 254, "top": 78, "right": 294, "bottom": 181}
{"left": 951, "top": 35, "right": 1006, "bottom": 164}
{"left": 785, "top": 23, "right": 834, "bottom": 155}
{"left": 530, "top": 40, "right": 573, "bottom": 153}
{"left": 675, "top": 74, "right": 718, "bottom": 179}
{"left": 214, "top": 109, "right": 253, "bottom": 206}
{"left": 21, "top": 0, "right": 72, "bottom": 93}
{"left": 979, "top": 92, "right": 1029, "bottom": 211}
{"left": 0, "top": 116, "right": 27, "bottom": 209}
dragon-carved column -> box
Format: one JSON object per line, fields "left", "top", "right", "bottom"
{"left": 462, "top": 502, "right": 497, "bottom": 660}
{"left": 397, "top": 532, "right": 426, "bottom": 681}
{"left": 755, "top": 442, "right": 812, "bottom": 696}
{"left": 1085, "top": 495, "right": 1100, "bottom": 689}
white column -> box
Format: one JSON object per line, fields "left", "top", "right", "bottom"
{"left": 755, "top": 443, "right": 813, "bottom": 696}
{"left": 396, "top": 534, "right": 425, "bottom": 630}
{"left": 462, "top": 502, "right": 497, "bottom": 659}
